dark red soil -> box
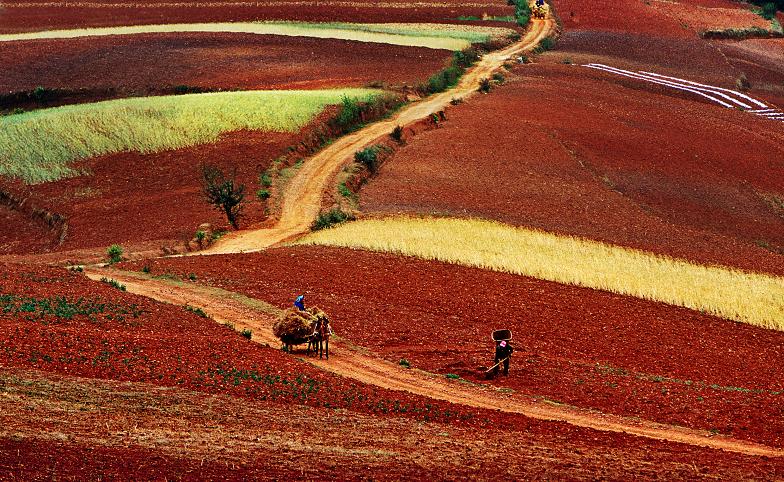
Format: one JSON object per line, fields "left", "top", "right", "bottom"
{"left": 128, "top": 246, "right": 784, "bottom": 448}
{"left": 0, "top": 205, "right": 58, "bottom": 255}
{"left": 0, "top": 262, "right": 519, "bottom": 427}
{"left": 1, "top": 130, "right": 292, "bottom": 254}
{"left": 552, "top": 0, "right": 690, "bottom": 38}
{"left": 4, "top": 370, "right": 784, "bottom": 480}
{"left": 0, "top": 0, "right": 513, "bottom": 33}
{"left": 1, "top": 32, "right": 451, "bottom": 95}
{"left": 360, "top": 63, "right": 784, "bottom": 275}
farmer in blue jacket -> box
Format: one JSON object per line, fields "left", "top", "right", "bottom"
{"left": 294, "top": 294, "right": 306, "bottom": 311}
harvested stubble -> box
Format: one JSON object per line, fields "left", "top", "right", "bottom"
{"left": 0, "top": 89, "right": 379, "bottom": 184}
{"left": 273, "top": 307, "right": 328, "bottom": 344}
{"left": 297, "top": 217, "right": 784, "bottom": 331}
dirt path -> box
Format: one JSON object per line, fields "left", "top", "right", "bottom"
{"left": 205, "top": 17, "right": 553, "bottom": 254}
{"left": 85, "top": 267, "right": 784, "bottom": 458}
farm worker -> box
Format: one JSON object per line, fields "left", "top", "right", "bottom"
{"left": 294, "top": 294, "right": 305, "bottom": 311}
{"left": 536, "top": 0, "right": 544, "bottom": 6}
{"left": 493, "top": 340, "right": 514, "bottom": 377}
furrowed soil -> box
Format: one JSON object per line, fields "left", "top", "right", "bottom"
{"left": 360, "top": 63, "right": 784, "bottom": 275}
{"left": 1, "top": 32, "right": 450, "bottom": 96}
{"left": 0, "top": 0, "right": 513, "bottom": 33}
{"left": 4, "top": 369, "right": 784, "bottom": 480}
{"left": 125, "top": 246, "right": 784, "bottom": 449}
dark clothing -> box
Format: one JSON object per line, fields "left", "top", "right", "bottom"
{"left": 493, "top": 342, "right": 514, "bottom": 377}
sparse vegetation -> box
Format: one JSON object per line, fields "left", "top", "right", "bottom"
{"left": 298, "top": 217, "right": 784, "bottom": 330}
{"left": 391, "top": 125, "right": 404, "bottom": 143}
{"left": 257, "top": 189, "right": 271, "bottom": 200}
{"left": 107, "top": 244, "right": 123, "bottom": 264}
{"left": 355, "top": 146, "right": 381, "bottom": 173}
{"left": 311, "top": 208, "right": 355, "bottom": 231}
{"left": 399, "top": 359, "right": 411, "bottom": 368}
{"left": 184, "top": 305, "right": 209, "bottom": 318}
{"left": 100, "top": 277, "right": 127, "bottom": 291}
{"left": 241, "top": 328, "right": 253, "bottom": 339}
{"left": 201, "top": 164, "right": 245, "bottom": 230}
{"left": 479, "top": 78, "right": 493, "bottom": 93}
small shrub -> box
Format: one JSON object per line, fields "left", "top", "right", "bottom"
{"left": 338, "top": 183, "right": 353, "bottom": 198}
{"left": 736, "top": 73, "right": 752, "bottom": 91}
{"left": 399, "top": 359, "right": 411, "bottom": 368}
{"left": 32, "top": 86, "right": 54, "bottom": 103}
{"left": 223, "top": 321, "right": 235, "bottom": 330}
{"left": 141, "top": 265, "right": 151, "bottom": 274}
{"left": 445, "top": 373, "right": 461, "bottom": 380}
{"left": 68, "top": 266, "right": 83, "bottom": 273}
{"left": 195, "top": 230, "right": 206, "bottom": 244}
{"left": 492, "top": 72, "right": 505, "bottom": 83}
{"left": 761, "top": 2, "right": 777, "bottom": 20}
{"left": 257, "top": 189, "right": 271, "bottom": 200}
{"left": 355, "top": 146, "right": 380, "bottom": 173}
{"left": 241, "top": 328, "right": 253, "bottom": 339}
{"left": 479, "top": 78, "right": 492, "bottom": 94}
{"left": 334, "top": 95, "right": 363, "bottom": 131}
{"left": 562, "top": 57, "right": 573, "bottom": 65}
{"left": 312, "top": 208, "right": 354, "bottom": 231}
{"left": 450, "top": 97, "right": 463, "bottom": 106}
{"left": 391, "top": 125, "right": 404, "bottom": 143}
{"left": 188, "top": 272, "right": 198, "bottom": 281}
{"left": 260, "top": 172, "right": 273, "bottom": 187}
{"left": 107, "top": 244, "right": 123, "bottom": 264}
{"left": 100, "top": 277, "right": 126, "bottom": 291}
{"left": 533, "top": 36, "right": 556, "bottom": 54}
{"left": 185, "top": 305, "right": 209, "bottom": 318}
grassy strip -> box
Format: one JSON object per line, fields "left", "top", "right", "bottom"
{"left": 0, "top": 22, "right": 504, "bottom": 50}
{"left": 295, "top": 217, "right": 784, "bottom": 331}
{"left": 700, "top": 26, "right": 783, "bottom": 39}
{"left": 0, "top": 89, "right": 379, "bottom": 184}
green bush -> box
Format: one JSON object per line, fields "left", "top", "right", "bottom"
{"left": 257, "top": 189, "right": 271, "bottom": 200}
{"left": 479, "top": 78, "right": 492, "bottom": 94}
{"left": 185, "top": 305, "right": 209, "bottom": 318}
{"left": 338, "top": 183, "right": 353, "bottom": 198}
{"left": 391, "top": 125, "right": 404, "bottom": 143}
{"left": 142, "top": 265, "right": 151, "bottom": 274}
{"left": 399, "top": 359, "right": 411, "bottom": 368}
{"left": 355, "top": 146, "right": 380, "bottom": 173}
{"left": 312, "top": 208, "right": 354, "bottom": 231}
{"left": 761, "top": 2, "right": 779, "bottom": 19}
{"left": 241, "top": 328, "right": 253, "bottom": 339}
{"left": 107, "top": 244, "right": 123, "bottom": 264}
{"left": 260, "top": 172, "right": 273, "bottom": 187}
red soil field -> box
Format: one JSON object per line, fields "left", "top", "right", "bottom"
{"left": 4, "top": 370, "right": 782, "bottom": 479}
{"left": 127, "top": 246, "right": 784, "bottom": 448}
{"left": 1, "top": 130, "right": 295, "bottom": 255}
{"left": 0, "top": 0, "right": 513, "bottom": 33}
{"left": 360, "top": 63, "right": 784, "bottom": 275}
{"left": 649, "top": 0, "right": 770, "bottom": 33}
{"left": 0, "top": 206, "right": 57, "bottom": 255}
{"left": 1, "top": 32, "right": 451, "bottom": 95}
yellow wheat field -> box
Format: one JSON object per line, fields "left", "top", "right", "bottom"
{"left": 0, "top": 89, "right": 378, "bottom": 184}
{"left": 0, "top": 21, "right": 511, "bottom": 49}
{"left": 297, "top": 217, "right": 784, "bottom": 330}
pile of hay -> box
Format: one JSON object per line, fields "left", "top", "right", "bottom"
{"left": 273, "top": 307, "right": 329, "bottom": 344}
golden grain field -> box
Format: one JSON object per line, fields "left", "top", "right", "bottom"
{"left": 297, "top": 216, "right": 784, "bottom": 330}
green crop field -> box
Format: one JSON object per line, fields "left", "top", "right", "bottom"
{"left": 0, "top": 89, "right": 379, "bottom": 184}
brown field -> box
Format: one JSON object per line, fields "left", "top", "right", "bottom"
{"left": 0, "top": 0, "right": 514, "bottom": 33}
{"left": 3, "top": 0, "right": 784, "bottom": 478}
{"left": 360, "top": 63, "right": 784, "bottom": 275}
{"left": 1, "top": 32, "right": 451, "bottom": 97}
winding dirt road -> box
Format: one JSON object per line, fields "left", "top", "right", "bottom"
{"left": 206, "top": 17, "right": 553, "bottom": 254}
{"left": 85, "top": 267, "right": 784, "bottom": 458}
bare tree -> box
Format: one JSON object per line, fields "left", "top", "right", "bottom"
{"left": 201, "top": 164, "right": 245, "bottom": 230}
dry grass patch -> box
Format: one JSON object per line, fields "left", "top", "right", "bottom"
{"left": 296, "top": 217, "right": 784, "bottom": 330}
{"left": 0, "top": 89, "right": 379, "bottom": 184}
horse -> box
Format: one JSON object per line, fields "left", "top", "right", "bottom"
{"left": 307, "top": 315, "right": 332, "bottom": 359}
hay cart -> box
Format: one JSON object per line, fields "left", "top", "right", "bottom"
{"left": 532, "top": 4, "right": 548, "bottom": 19}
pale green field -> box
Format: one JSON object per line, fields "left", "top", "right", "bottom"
{"left": 0, "top": 21, "right": 513, "bottom": 50}
{"left": 297, "top": 217, "right": 784, "bottom": 330}
{"left": 0, "top": 89, "right": 378, "bottom": 184}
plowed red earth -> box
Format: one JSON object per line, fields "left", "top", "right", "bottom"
{"left": 2, "top": 125, "right": 315, "bottom": 255}
{"left": 1, "top": 33, "right": 450, "bottom": 95}
{"left": 0, "top": 206, "right": 57, "bottom": 255}
{"left": 552, "top": 0, "right": 764, "bottom": 38}
{"left": 0, "top": 263, "right": 518, "bottom": 427}
{"left": 360, "top": 63, "right": 784, "bottom": 275}
{"left": 126, "top": 246, "right": 784, "bottom": 448}
{"left": 0, "top": 0, "right": 512, "bottom": 33}
{"left": 3, "top": 370, "right": 783, "bottom": 479}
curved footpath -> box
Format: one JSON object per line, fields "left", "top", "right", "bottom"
{"left": 84, "top": 267, "right": 784, "bottom": 458}
{"left": 205, "top": 17, "right": 554, "bottom": 254}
